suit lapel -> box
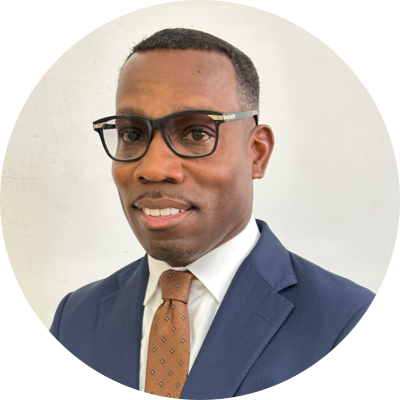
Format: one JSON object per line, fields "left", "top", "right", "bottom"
{"left": 181, "top": 221, "right": 297, "bottom": 399}
{"left": 94, "top": 256, "right": 149, "bottom": 389}
{"left": 91, "top": 220, "right": 295, "bottom": 396}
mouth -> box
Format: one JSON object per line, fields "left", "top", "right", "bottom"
{"left": 135, "top": 207, "right": 193, "bottom": 230}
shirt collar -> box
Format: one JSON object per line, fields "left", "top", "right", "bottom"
{"left": 144, "top": 216, "right": 260, "bottom": 305}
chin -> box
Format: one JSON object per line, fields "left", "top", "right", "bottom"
{"left": 146, "top": 242, "right": 196, "bottom": 266}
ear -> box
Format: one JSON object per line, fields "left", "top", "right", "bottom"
{"left": 251, "top": 124, "right": 275, "bottom": 179}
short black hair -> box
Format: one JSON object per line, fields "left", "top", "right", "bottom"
{"left": 120, "top": 28, "right": 259, "bottom": 111}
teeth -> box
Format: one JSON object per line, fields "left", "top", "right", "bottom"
{"left": 142, "top": 208, "right": 186, "bottom": 217}
{"left": 160, "top": 208, "right": 171, "bottom": 216}
{"left": 150, "top": 209, "right": 160, "bottom": 216}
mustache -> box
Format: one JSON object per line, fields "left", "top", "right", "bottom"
{"left": 131, "top": 191, "right": 199, "bottom": 209}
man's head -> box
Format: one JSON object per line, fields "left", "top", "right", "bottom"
{"left": 112, "top": 28, "right": 274, "bottom": 267}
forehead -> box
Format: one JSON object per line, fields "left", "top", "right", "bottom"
{"left": 116, "top": 49, "right": 240, "bottom": 117}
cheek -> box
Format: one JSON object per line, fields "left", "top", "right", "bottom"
{"left": 111, "top": 163, "right": 118, "bottom": 183}
{"left": 193, "top": 146, "right": 253, "bottom": 210}
{"left": 222, "top": 139, "right": 253, "bottom": 199}
{"left": 112, "top": 162, "right": 132, "bottom": 193}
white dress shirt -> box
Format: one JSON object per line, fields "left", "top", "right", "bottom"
{"left": 139, "top": 216, "right": 261, "bottom": 391}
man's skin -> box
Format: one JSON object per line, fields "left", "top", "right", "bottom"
{"left": 113, "top": 49, "right": 274, "bottom": 267}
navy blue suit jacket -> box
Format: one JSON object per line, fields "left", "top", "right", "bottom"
{"left": 50, "top": 220, "right": 375, "bottom": 398}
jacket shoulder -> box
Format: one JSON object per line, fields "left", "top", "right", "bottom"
{"left": 70, "top": 257, "right": 145, "bottom": 303}
{"left": 50, "top": 257, "right": 146, "bottom": 338}
{"left": 287, "top": 252, "right": 375, "bottom": 305}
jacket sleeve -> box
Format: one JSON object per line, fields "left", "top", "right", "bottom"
{"left": 49, "top": 293, "right": 71, "bottom": 398}
{"left": 329, "top": 298, "right": 384, "bottom": 399}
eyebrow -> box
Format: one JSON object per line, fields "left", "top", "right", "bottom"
{"left": 116, "top": 105, "right": 220, "bottom": 117}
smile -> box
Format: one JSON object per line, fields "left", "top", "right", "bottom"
{"left": 141, "top": 208, "right": 187, "bottom": 217}
{"left": 137, "top": 207, "right": 193, "bottom": 230}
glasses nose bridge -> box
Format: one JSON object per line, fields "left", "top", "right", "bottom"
{"left": 149, "top": 117, "right": 166, "bottom": 137}
{"left": 147, "top": 117, "right": 174, "bottom": 154}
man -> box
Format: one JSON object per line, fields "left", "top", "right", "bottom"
{"left": 50, "top": 28, "right": 374, "bottom": 398}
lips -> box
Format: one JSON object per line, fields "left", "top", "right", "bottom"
{"left": 134, "top": 197, "right": 192, "bottom": 211}
{"left": 133, "top": 195, "right": 195, "bottom": 229}
{"left": 135, "top": 208, "right": 194, "bottom": 230}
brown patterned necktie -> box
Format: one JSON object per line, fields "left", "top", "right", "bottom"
{"left": 145, "top": 269, "right": 195, "bottom": 398}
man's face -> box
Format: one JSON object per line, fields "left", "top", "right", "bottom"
{"left": 114, "top": 49, "right": 268, "bottom": 267}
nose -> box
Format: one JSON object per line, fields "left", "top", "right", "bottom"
{"left": 133, "top": 129, "right": 184, "bottom": 184}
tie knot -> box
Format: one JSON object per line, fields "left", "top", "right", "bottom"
{"left": 160, "top": 269, "right": 195, "bottom": 304}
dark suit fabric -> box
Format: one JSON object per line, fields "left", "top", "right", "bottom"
{"left": 50, "top": 220, "right": 375, "bottom": 398}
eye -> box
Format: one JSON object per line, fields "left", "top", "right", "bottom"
{"left": 119, "top": 128, "right": 145, "bottom": 143}
{"left": 190, "top": 130, "right": 207, "bottom": 141}
{"left": 182, "top": 127, "right": 215, "bottom": 142}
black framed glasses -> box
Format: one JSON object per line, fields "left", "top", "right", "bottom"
{"left": 92, "top": 110, "right": 258, "bottom": 162}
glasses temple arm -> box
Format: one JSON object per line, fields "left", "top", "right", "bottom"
{"left": 223, "top": 110, "right": 258, "bottom": 125}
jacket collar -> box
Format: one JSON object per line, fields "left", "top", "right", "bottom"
{"left": 248, "top": 219, "right": 297, "bottom": 292}
{"left": 95, "top": 219, "right": 297, "bottom": 397}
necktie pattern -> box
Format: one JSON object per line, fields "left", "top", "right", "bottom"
{"left": 145, "top": 269, "right": 195, "bottom": 398}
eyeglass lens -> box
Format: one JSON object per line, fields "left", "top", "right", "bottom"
{"left": 102, "top": 113, "right": 217, "bottom": 160}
